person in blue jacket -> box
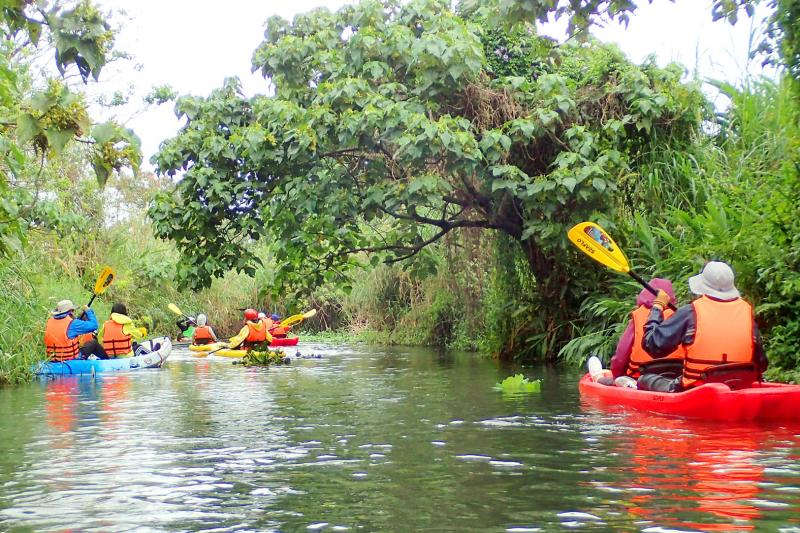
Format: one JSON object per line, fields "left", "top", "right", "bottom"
{"left": 43, "top": 299, "right": 108, "bottom": 360}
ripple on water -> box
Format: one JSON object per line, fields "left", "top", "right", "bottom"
{"left": 3, "top": 352, "right": 800, "bottom": 532}
{"left": 456, "top": 454, "right": 493, "bottom": 462}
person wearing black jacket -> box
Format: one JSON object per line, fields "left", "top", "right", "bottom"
{"left": 638, "top": 261, "right": 767, "bottom": 393}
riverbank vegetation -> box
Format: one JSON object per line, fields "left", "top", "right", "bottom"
{"left": 2, "top": 0, "right": 799, "bottom": 384}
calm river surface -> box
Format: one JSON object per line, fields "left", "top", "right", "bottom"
{"left": 1, "top": 343, "right": 799, "bottom": 532}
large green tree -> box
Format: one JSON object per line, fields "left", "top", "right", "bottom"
{"left": 151, "top": 0, "right": 703, "bottom": 352}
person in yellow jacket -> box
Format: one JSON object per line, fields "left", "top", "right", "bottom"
{"left": 228, "top": 308, "right": 273, "bottom": 350}
{"left": 100, "top": 303, "right": 148, "bottom": 358}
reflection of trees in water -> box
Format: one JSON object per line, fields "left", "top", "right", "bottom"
{"left": 0, "top": 382, "right": 46, "bottom": 479}
{"left": 258, "top": 346, "right": 532, "bottom": 530}
{"left": 167, "top": 359, "right": 215, "bottom": 438}
{"left": 607, "top": 415, "right": 800, "bottom": 531}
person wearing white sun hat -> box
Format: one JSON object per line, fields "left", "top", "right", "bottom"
{"left": 637, "top": 261, "right": 768, "bottom": 393}
{"left": 43, "top": 299, "right": 106, "bottom": 361}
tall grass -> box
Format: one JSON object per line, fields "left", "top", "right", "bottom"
{"left": 0, "top": 216, "right": 292, "bottom": 384}
{"left": 559, "top": 76, "right": 800, "bottom": 377}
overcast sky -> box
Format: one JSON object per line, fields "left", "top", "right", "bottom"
{"left": 95, "top": 0, "right": 771, "bottom": 171}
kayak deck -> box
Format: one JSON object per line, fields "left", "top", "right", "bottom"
{"left": 579, "top": 373, "right": 800, "bottom": 422}
{"left": 36, "top": 337, "right": 172, "bottom": 376}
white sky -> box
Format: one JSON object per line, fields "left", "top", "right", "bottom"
{"left": 94, "top": 0, "right": 771, "bottom": 171}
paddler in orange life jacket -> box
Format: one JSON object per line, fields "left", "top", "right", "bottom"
{"left": 100, "top": 303, "right": 148, "bottom": 358}
{"left": 228, "top": 308, "right": 273, "bottom": 350}
{"left": 192, "top": 313, "right": 218, "bottom": 345}
{"left": 44, "top": 299, "right": 107, "bottom": 361}
{"left": 610, "top": 278, "right": 683, "bottom": 381}
{"left": 268, "top": 313, "right": 291, "bottom": 338}
{"left": 638, "top": 261, "right": 768, "bottom": 393}
{"left": 257, "top": 311, "right": 274, "bottom": 331}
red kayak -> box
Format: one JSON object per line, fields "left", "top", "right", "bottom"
{"left": 579, "top": 373, "right": 800, "bottom": 422}
{"left": 270, "top": 336, "right": 299, "bottom": 347}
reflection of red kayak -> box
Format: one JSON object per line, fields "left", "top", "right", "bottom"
{"left": 579, "top": 373, "right": 800, "bottom": 421}
{"left": 270, "top": 337, "right": 299, "bottom": 347}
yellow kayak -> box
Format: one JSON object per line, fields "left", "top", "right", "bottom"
{"left": 189, "top": 343, "right": 247, "bottom": 358}
{"left": 189, "top": 343, "right": 217, "bottom": 352}
{"left": 212, "top": 349, "right": 247, "bottom": 358}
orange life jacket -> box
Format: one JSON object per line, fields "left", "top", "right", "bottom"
{"left": 270, "top": 325, "right": 289, "bottom": 337}
{"left": 102, "top": 319, "right": 133, "bottom": 356}
{"left": 193, "top": 325, "right": 214, "bottom": 344}
{"left": 77, "top": 332, "right": 95, "bottom": 347}
{"left": 682, "top": 296, "right": 754, "bottom": 389}
{"left": 627, "top": 305, "right": 683, "bottom": 378}
{"left": 243, "top": 321, "right": 267, "bottom": 347}
{"left": 44, "top": 316, "right": 80, "bottom": 362}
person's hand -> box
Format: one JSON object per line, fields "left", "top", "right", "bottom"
{"left": 652, "top": 289, "right": 671, "bottom": 310}
{"left": 82, "top": 305, "right": 90, "bottom": 313}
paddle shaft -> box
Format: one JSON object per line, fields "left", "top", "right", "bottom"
{"left": 628, "top": 271, "right": 677, "bottom": 311}
{"left": 78, "top": 294, "right": 97, "bottom": 320}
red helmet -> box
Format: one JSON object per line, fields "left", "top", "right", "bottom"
{"left": 244, "top": 308, "right": 258, "bottom": 321}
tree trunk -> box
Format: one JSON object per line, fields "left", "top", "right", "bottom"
{"left": 494, "top": 237, "right": 579, "bottom": 362}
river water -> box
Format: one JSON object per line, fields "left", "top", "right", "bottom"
{"left": 1, "top": 343, "right": 799, "bottom": 532}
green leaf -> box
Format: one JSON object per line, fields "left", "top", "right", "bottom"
{"left": 44, "top": 128, "right": 74, "bottom": 155}
{"left": 16, "top": 113, "right": 40, "bottom": 145}
{"left": 592, "top": 178, "right": 606, "bottom": 192}
{"left": 91, "top": 121, "right": 118, "bottom": 145}
{"left": 493, "top": 374, "right": 541, "bottom": 395}
{"left": 491, "top": 179, "right": 517, "bottom": 192}
{"left": 92, "top": 159, "right": 111, "bottom": 187}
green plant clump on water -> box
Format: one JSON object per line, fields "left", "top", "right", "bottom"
{"left": 236, "top": 349, "right": 289, "bottom": 367}
{"left": 494, "top": 373, "right": 541, "bottom": 394}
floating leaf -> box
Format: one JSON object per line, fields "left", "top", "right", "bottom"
{"left": 494, "top": 373, "right": 541, "bottom": 394}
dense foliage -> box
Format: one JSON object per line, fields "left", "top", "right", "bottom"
{"left": 0, "top": 0, "right": 140, "bottom": 256}
{"left": 3, "top": 0, "right": 800, "bottom": 384}
{"left": 458, "top": 0, "right": 758, "bottom": 35}
{"left": 559, "top": 77, "right": 800, "bottom": 378}
{"left": 151, "top": 0, "right": 707, "bottom": 355}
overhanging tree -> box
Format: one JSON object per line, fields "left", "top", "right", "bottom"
{"left": 150, "top": 0, "right": 705, "bottom": 354}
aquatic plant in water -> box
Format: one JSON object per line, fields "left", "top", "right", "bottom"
{"left": 494, "top": 374, "right": 541, "bottom": 394}
{"left": 235, "top": 350, "right": 289, "bottom": 367}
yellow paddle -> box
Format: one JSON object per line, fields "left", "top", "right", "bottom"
{"left": 280, "top": 309, "right": 317, "bottom": 328}
{"left": 567, "top": 221, "right": 676, "bottom": 310}
{"left": 167, "top": 303, "right": 197, "bottom": 325}
{"left": 79, "top": 266, "right": 115, "bottom": 318}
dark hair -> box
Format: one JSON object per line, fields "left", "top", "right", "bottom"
{"left": 111, "top": 303, "right": 127, "bottom": 315}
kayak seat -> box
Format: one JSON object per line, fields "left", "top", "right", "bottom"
{"left": 700, "top": 363, "right": 758, "bottom": 390}
{"left": 639, "top": 359, "right": 683, "bottom": 379}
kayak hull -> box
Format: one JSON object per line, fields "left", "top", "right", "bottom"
{"left": 36, "top": 337, "right": 172, "bottom": 376}
{"left": 189, "top": 336, "right": 299, "bottom": 356}
{"left": 270, "top": 337, "right": 299, "bottom": 347}
{"left": 213, "top": 349, "right": 247, "bottom": 358}
{"left": 579, "top": 373, "right": 800, "bottom": 422}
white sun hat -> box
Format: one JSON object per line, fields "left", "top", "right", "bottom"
{"left": 688, "top": 261, "right": 740, "bottom": 300}
{"left": 51, "top": 299, "right": 76, "bottom": 316}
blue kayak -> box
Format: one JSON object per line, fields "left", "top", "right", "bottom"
{"left": 35, "top": 337, "right": 172, "bottom": 376}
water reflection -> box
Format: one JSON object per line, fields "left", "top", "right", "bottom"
{"left": 591, "top": 411, "right": 800, "bottom": 531}
{"left": 0, "top": 346, "right": 797, "bottom": 531}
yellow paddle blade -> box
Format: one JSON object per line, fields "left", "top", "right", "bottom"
{"left": 168, "top": 303, "right": 183, "bottom": 316}
{"left": 93, "top": 266, "right": 116, "bottom": 295}
{"left": 281, "top": 309, "right": 317, "bottom": 328}
{"left": 567, "top": 222, "right": 630, "bottom": 273}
